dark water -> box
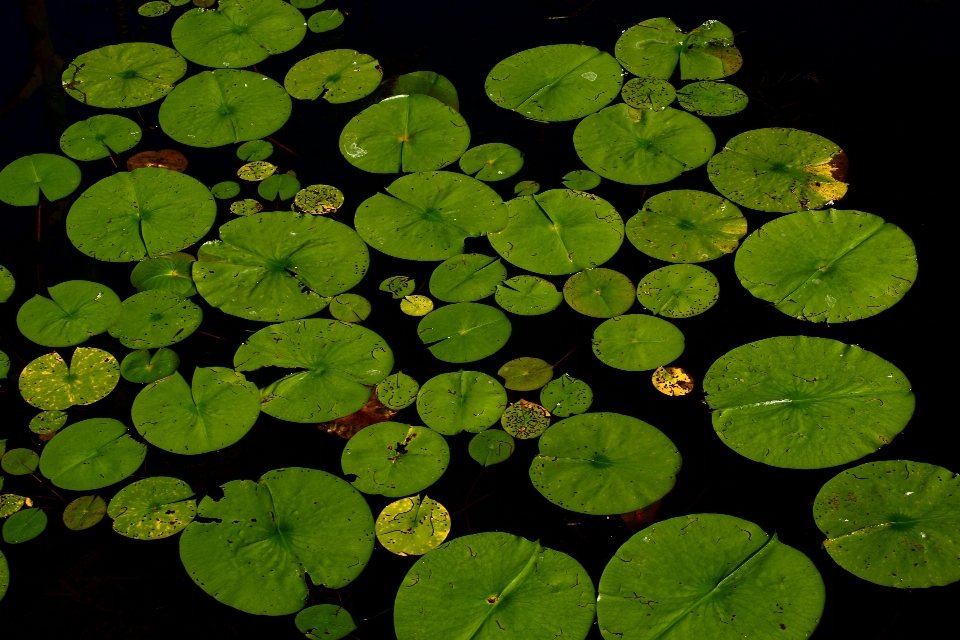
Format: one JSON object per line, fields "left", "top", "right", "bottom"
{"left": 0, "top": 0, "right": 953, "bottom": 637}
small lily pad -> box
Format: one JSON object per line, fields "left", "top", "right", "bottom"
{"left": 120, "top": 348, "right": 180, "bottom": 383}
{"left": 236, "top": 139, "right": 273, "bottom": 161}
{"left": 494, "top": 275, "right": 563, "bottom": 316}
{"left": 429, "top": 254, "right": 506, "bottom": 303}
{"left": 16, "top": 280, "right": 122, "bottom": 347}
{"left": 294, "top": 184, "right": 344, "bottom": 214}
{"left": 39, "top": 418, "right": 147, "bottom": 490}
{"left": 138, "top": 1, "right": 170, "bottom": 17}
{"left": 341, "top": 422, "right": 450, "bottom": 497}
{"left": 0, "top": 154, "right": 81, "bottom": 206}
{"left": 376, "top": 494, "right": 451, "bottom": 556}
{"left": 563, "top": 268, "right": 635, "bottom": 318}
{"left": 258, "top": 173, "right": 300, "bottom": 201}
{"left": 636, "top": 264, "right": 719, "bottom": 318}
{"left": 61, "top": 43, "right": 187, "bottom": 108}
{"left": 459, "top": 143, "right": 523, "bottom": 182}
{"left": 108, "top": 476, "right": 196, "bottom": 539}
{"left": 130, "top": 253, "right": 197, "bottom": 297}
{"left": 108, "top": 291, "right": 202, "bottom": 349}
{"left": 296, "top": 605, "right": 356, "bottom": 639}
{"left": 211, "top": 181, "right": 240, "bottom": 199}
{"left": 468, "top": 429, "right": 515, "bottom": 466}
{"left": 329, "top": 294, "right": 371, "bottom": 323}
{"left": 285, "top": 49, "right": 382, "bottom": 103}
{"left": 19, "top": 347, "right": 120, "bottom": 410}
{"left": 416, "top": 370, "right": 507, "bottom": 435}
{"left": 0, "top": 351, "right": 8, "bottom": 379}
{"left": 615, "top": 18, "right": 742, "bottom": 80}
{"left": 392, "top": 71, "right": 459, "bottom": 111}
{"left": 1, "top": 449, "right": 39, "bottom": 475}
{"left": 59, "top": 115, "right": 142, "bottom": 161}
{"left": 417, "top": 302, "right": 511, "bottom": 363}
{"left": 230, "top": 199, "right": 263, "bottom": 215}
{"left": 501, "top": 399, "right": 551, "bottom": 439}
{"left": 561, "top": 169, "right": 601, "bottom": 191}
{"left": 651, "top": 366, "right": 695, "bottom": 396}
{"left": 498, "top": 357, "right": 553, "bottom": 391}
{"left": 0, "top": 495, "right": 26, "bottom": 518}
{"left": 513, "top": 180, "right": 539, "bottom": 196}
{"left": 0, "top": 549, "right": 6, "bottom": 600}
{"left": 592, "top": 314, "right": 685, "bottom": 371}
{"left": 307, "top": 9, "right": 345, "bottom": 33}
{"left": 237, "top": 161, "right": 277, "bottom": 181}
{"left": 63, "top": 495, "right": 108, "bottom": 531}
{"left": 540, "top": 374, "right": 593, "bottom": 417}
{"left": 400, "top": 295, "right": 433, "bottom": 316}
{"left": 28, "top": 411, "right": 68, "bottom": 436}
{"left": 380, "top": 276, "right": 415, "bottom": 299}
{"left": 0, "top": 265, "right": 14, "bottom": 302}
{"left": 376, "top": 373, "right": 419, "bottom": 410}
{"left": 620, "top": 77, "right": 676, "bottom": 109}
{"left": 3, "top": 508, "right": 47, "bottom": 544}
{"left": 677, "top": 80, "right": 749, "bottom": 116}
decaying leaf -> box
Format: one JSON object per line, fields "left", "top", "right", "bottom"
{"left": 319, "top": 389, "right": 397, "bottom": 439}
{"left": 651, "top": 366, "right": 694, "bottom": 396}
{"left": 126, "top": 149, "right": 188, "bottom": 173}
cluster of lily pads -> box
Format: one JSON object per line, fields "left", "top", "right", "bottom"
{"left": 0, "top": 2, "right": 953, "bottom": 639}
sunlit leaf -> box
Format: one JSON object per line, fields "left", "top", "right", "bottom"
{"left": 285, "top": 49, "right": 382, "bottom": 103}
{"left": 376, "top": 373, "right": 419, "bottom": 410}
{"left": 108, "top": 476, "right": 196, "bottom": 539}
{"left": 501, "top": 399, "right": 550, "bottom": 439}
{"left": 468, "top": 429, "right": 515, "bottom": 467}
{"left": 429, "top": 254, "right": 506, "bottom": 303}
{"left": 400, "top": 295, "right": 433, "bottom": 316}
{"left": 16, "top": 280, "right": 121, "bottom": 347}
{"left": 677, "top": 80, "right": 748, "bottom": 116}
{"left": 19, "top": 347, "right": 119, "bottom": 410}
{"left": 458, "top": 143, "right": 522, "bottom": 181}
{"left": 498, "top": 357, "right": 553, "bottom": 391}
{"left": 294, "top": 184, "right": 344, "bottom": 214}
{"left": 416, "top": 370, "right": 507, "bottom": 435}
{"left": 138, "top": 1, "right": 170, "bottom": 17}
{"left": 563, "top": 268, "right": 634, "bottom": 318}
{"left": 494, "top": 275, "right": 563, "bottom": 316}
{"left": 0, "top": 154, "right": 81, "bottom": 206}
{"left": 63, "top": 495, "right": 107, "bottom": 531}
{"left": 651, "top": 365, "right": 694, "bottom": 396}
{"left": 307, "top": 9, "right": 344, "bottom": 33}
{"left": 39, "top": 418, "right": 146, "bottom": 490}
{"left": 614, "top": 18, "right": 742, "bottom": 80}
{"left": 376, "top": 494, "right": 451, "bottom": 556}
{"left": 417, "top": 302, "right": 511, "bottom": 363}
{"left": 341, "top": 422, "right": 450, "bottom": 497}
{"left": 108, "top": 291, "right": 202, "bottom": 348}
{"left": 237, "top": 161, "right": 277, "bottom": 181}
{"left": 61, "top": 43, "right": 187, "bottom": 108}
{"left": 329, "top": 293, "right": 371, "bottom": 323}
{"left": 0, "top": 495, "right": 26, "bottom": 518}
{"left": 513, "top": 180, "right": 539, "bottom": 196}
{"left": 636, "top": 264, "right": 719, "bottom": 318}
{"left": 258, "top": 173, "right": 300, "bottom": 201}
{"left": 28, "top": 410, "right": 68, "bottom": 436}
{"left": 0, "top": 265, "right": 14, "bottom": 303}
{"left": 540, "top": 374, "right": 592, "bottom": 417}
{"left": 59, "top": 115, "right": 142, "bottom": 161}
{"left": 620, "top": 77, "right": 675, "bottom": 110}
{"left": 561, "top": 169, "right": 601, "bottom": 191}
{"left": 229, "top": 198, "right": 263, "bottom": 215}
{"left": 592, "top": 314, "right": 685, "bottom": 371}
{"left": 236, "top": 139, "right": 273, "bottom": 161}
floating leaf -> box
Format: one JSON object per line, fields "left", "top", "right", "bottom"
{"left": 561, "top": 169, "right": 601, "bottom": 191}
{"left": 3, "top": 508, "right": 47, "bottom": 544}
{"left": 319, "top": 391, "right": 397, "bottom": 440}
{"left": 290, "top": 0, "right": 323, "bottom": 7}
{"left": 230, "top": 198, "right": 263, "bottom": 215}
{"left": 380, "top": 276, "right": 415, "bottom": 299}
{"left": 108, "top": 291, "right": 202, "bottom": 348}
{"left": 416, "top": 370, "right": 507, "bottom": 435}
{"left": 1, "top": 449, "right": 39, "bottom": 475}
{"left": 501, "top": 399, "right": 550, "bottom": 439}
{"left": 429, "top": 254, "right": 506, "bottom": 303}
{"left": 294, "top": 184, "right": 344, "bottom": 214}
{"left": 108, "top": 476, "right": 196, "bottom": 539}
{"left": 130, "top": 253, "right": 197, "bottom": 297}
{"left": 458, "top": 143, "right": 522, "bottom": 182}
{"left": 341, "top": 423, "right": 449, "bottom": 497}
{"left": 63, "top": 495, "right": 107, "bottom": 531}
{"left": 180, "top": 467, "right": 374, "bottom": 615}
{"left": 257, "top": 173, "right": 300, "bottom": 201}
{"left": 19, "top": 347, "right": 120, "bottom": 410}
{"left": 540, "top": 374, "right": 593, "bottom": 417}
{"left": 0, "top": 154, "right": 81, "bottom": 206}
{"left": 494, "top": 275, "right": 563, "bottom": 316}
{"left": 0, "top": 351, "right": 8, "bottom": 379}
{"left": 376, "top": 373, "right": 419, "bottom": 410}
{"left": 468, "top": 430, "right": 515, "bottom": 467}
{"left": 39, "top": 418, "right": 146, "bottom": 490}
{"left": 573, "top": 105, "right": 715, "bottom": 185}
{"left": 296, "top": 605, "right": 356, "bottom": 640}
{"left": 16, "top": 280, "right": 121, "bottom": 347}
{"left": 285, "top": 49, "right": 382, "bottom": 103}
{"left": 237, "top": 161, "right": 277, "bottom": 181}
{"left": 61, "top": 43, "right": 187, "bottom": 108}
{"left": 0, "top": 495, "right": 26, "bottom": 518}
{"left": 329, "top": 294, "right": 371, "bottom": 323}
{"left": 498, "top": 357, "right": 553, "bottom": 391}
{"left": 236, "top": 139, "right": 273, "bottom": 161}
{"left": 376, "top": 495, "right": 451, "bottom": 556}
{"left": 126, "top": 148, "right": 188, "bottom": 172}
{"left": 592, "top": 314, "right": 685, "bottom": 371}
{"left": 636, "top": 264, "right": 719, "bottom": 318}
{"left": 417, "top": 302, "right": 511, "bottom": 363}
{"left": 0, "top": 549, "right": 9, "bottom": 600}
{"left": 651, "top": 366, "right": 694, "bottom": 396}
{"left": 620, "top": 77, "right": 675, "bottom": 109}
{"left": 211, "top": 181, "right": 241, "bottom": 199}
{"left": 28, "top": 411, "right": 68, "bottom": 436}
{"left": 400, "top": 295, "right": 433, "bottom": 316}
{"left": 614, "top": 18, "right": 742, "bottom": 80}
{"left": 735, "top": 209, "right": 916, "bottom": 322}
{"left": 0, "top": 265, "right": 14, "bottom": 302}
{"left": 307, "top": 9, "right": 344, "bottom": 33}
{"left": 677, "top": 80, "right": 749, "bottom": 116}
{"left": 703, "top": 336, "right": 915, "bottom": 469}
{"left": 625, "top": 189, "right": 746, "bottom": 263}
{"left": 489, "top": 190, "right": 623, "bottom": 276}
{"left": 513, "top": 180, "right": 539, "bottom": 196}
{"left": 59, "top": 115, "right": 142, "bottom": 161}
{"left": 814, "top": 460, "right": 960, "bottom": 588}
{"left": 138, "top": 1, "right": 170, "bottom": 17}
{"left": 563, "top": 268, "right": 634, "bottom": 318}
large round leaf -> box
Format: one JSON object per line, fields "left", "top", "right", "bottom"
{"left": 19, "top": 347, "right": 119, "bottom": 410}
{"left": 0, "top": 154, "right": 81, "bottom": 206}
{"left": 194, "top": 211, "right": 369, "bottom": 321}
{"left": 39, "top": 418, "right": 146, "bottom": 490}
{"left": 429, "top": 254, "right": 506, "bottom": 302}
{"left": 484, "top": 44, "right": 622, "bottom": 122}
{"left": 61, "top": 43, "right": 187, "bottom": 108}
{"left": 530, "top": 412, "right": 680, "bottom": 515}
{"left": 813, "top": 460, "right": 959, "bottom": 588}
{"left": 592, "top": 315, "right": 685, "bottom": 371}
{"left": 108, "top": 291, "right": 202, "bottom": 349}
{"left": 108, "top": 476, "right": 196, "bottom": 539}
{"left": 341, "top": 423, "right": 450, "bottom": 497}
{"left": 573, "top": 105, "right": 715, "bottom": 185}
{"left": 703, "top": 336, "right": 915, "bottom": 469}
{"left": 563, "top": 268, "right": 634, "bottom": 318}
{"left": 131, "top": 253, "right": 197, "bottom": 297}
{"left": 354, "top": 171, "right": 507, "bottom": 261}
{"left": 159, "top": 70, "right": 292, "bottom": 148}
{"left": 391, "top": 71, "right": 459, "bottom": 110}
{"left": 636, "top": 264, "right": 719, "bottom": 318}
{"left": 394, "top": 532, "right": 596, "bottom": 640}
{"left": 233, "top": 319, "right": 394, "bottom": 423}
{"left": 66, "top": 168, "right": 216, "bottom": 262}
{"left": 416, "top": 370, "right": 507, "bottom": 435}
{"left": 339, "top": 95, "right": 470, "bottom": 173}
{"left": 16, "top": 280, "right": 121, "bottom": 347}
{"left": 734, "top": 209, "right": 917, "bottom": 322}
{"left": 179, "top": 467, "right": 374, "bottom": 615}
{"left": 614, "top": 18, "right": 742, "bottom": 80}
{"left": 131, "top": 367, "right": 260, "bottom": 454}
{"left": 59, "top": 115, "right": 142, "bottom": 161}
{"left": 598, "top": 514, "right": 824, "bottom": 640}
{"left": 494, "top": 275, "right": 563, "bottom": 316}
{"left": 488, "top": 190, "right": 623, "bottom": 276}
{"left": 417, "top": 303, "right": 511, "bottom": 363}
{"left": 285, "top": 49, "right": 382, "bottom": 103}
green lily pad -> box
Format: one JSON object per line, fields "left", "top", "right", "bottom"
{"left": 0, "top": 265, "right": 14, "bottom": 302}
{"left": 179, "top": 467, "right": 374, "bottom": 615}
{"left": 489, "top": 190, "right": 624, "bottom": 276}
{"left": 230, "top": 198, "right": 263, "bottom": 215}
{"left": 592, "top": 314, "right": 685, "bottom": 371}
{"left": 707, "top": 128, "right": 849, "bottom": 212}
{"left": 236, "top": 139, "right": 273, "bottom": 161}
{"left": 339, "top": 94, "right": 470, "bottom": 173}
{"left": 0, "top": 495, "right": 26, "bottom": 518}
{"left": 620, "top": 77, "right": 676, "bottom": 109}
{"left": 39, "top": 418, "right": 147, "bottom": 490}
{"left": 63, "top": 495, "right": 108, "bottom": 531}
{"left": 394, "top": 532, "right": 596, "bottom": 640}
{"left": 294, "top": 184, "right": 344, "bottom": 214}
{"left": 108, "top": 291, "right": 202, "bottom": 348}
{"left": 573, "top": 105, "right": 715, "bottom": 185}
{"left": 392, "top": 71, "right": 459, "bottom": 111}
{"left": 376, "top": 495, "right": 451, "bottom": 556}
{"left": 417, "top": 302, "right": 511, "bottom": 363}
{"left": 285, "top": 49, "right": 382, "bottom": 103}
{"left": 1, "top": 449, "right": 39, "bottom": 475}
{"left": 494, "top": 275, "right": 563, "bottom": 316}
{"left": 735, "top": 209, "right": 916, "bottom": 322}
{"left": 563, "top": 268, "right": 634, "bottom": 318}
{"left": 703, "top": 336, "right": 915, "bottom": 469}
{"left": 625, "top": 189, "right": 747, "bottom": 263}
{"left": 614, "top": 18, "right": 742, "bottom": 80}
{"left": 28, "top": 411, "right": 68, "bottom": 436}
{"left": 329, "top": 294, "right": 371, "bottom": 323}
{"left": 598, "top": 514, "right": 824, "bottom": 640}
{"left": 0, "top": 154, "right": 81, "bottom": 206}
{"left": 296, "top": 605, "right": 356, "bottom": 639}
{"left": 131, "top": 253, "right": 197, "bottom": 297}
{"left": 61, "top": 43, "right": 187, "bottom": 108}
{"left": 195, "top": 211, "right": 368, "bottom": 322}
{"left": 138, "top": 1, "right": 170, "bottom": 17}
{"left": 234, "top": 319, "right": 394, "bottom": 423}
{"left": 307, "top": 9, "right": 344, "bottom": 33}
{"left": 341, "top": 423, "right": 449, "bottom": 497}
{"left": 498, "top": 357, "right": 553, "bottom": 392}
{"left": 814, "top": 460, "right": 960, "bottom": 588}
{"left": 429, "top": 254, "right": 506, "bottom": 303}
{"left": 16, "top": 280, "right": 122, "bottom": 347}
{"left": 677, "top": 80, "right": 749, "bottom": 116}
{"left": 0, "top": 351, "right": 8, "bottom": 379}
{"left": 380, "top": 276, "right": 415, "bottom": 299}
{"left": 468, "top": 429, "right": 515, "bottom": 467}
{"left": 159, "top": 70, "right": 292, "bottom": 147}
{"left": 108, "top": 476, "right": 196, "bottom": 539}
{"left": 0, "top": 549, "right": 6, "bottom": 601}
{"left": 66, "top": 168, "right": 216, "bottom": 262}
{"left": 171, "top": 0, "right": 306, "bottom": 68}
{"left": 211, "top": 180, "right": 241, "bottom": 199}
{"left": 120, "top": 348, "right": 179, "bottom": 384}
{"left": 459, "top": 143, "right": 523, "bottom": 182}
{"left": 258, "top": 173, "right": 300, "bottom": 201}
{"left": 561, "top": 169, "right": 601, "bottom": 191}
{"left": 290, "top": 0, "right": 323, "bottom": 7}
{"left": 485, "top": 44, "right": 622, "bottom": 122}
{"left": 636, "top": 264, "right": 719, "bottom": 318}
{"left": 416, "top": 371, "right": 507, "bottom": 435}
{"left": 376, "top": 373, "right": 419, "bottom": 410}
{"left": 401, "top": 295, "right": 433, "bottom": 315}
{"left": 3, "top": 508, "right": 47, "bottom": 544}
{"left": 59, "top": 115, "right": 142, "bottom": 161}
{"left": 513, "top": 180, "right": 539, "bottom": 196}
{"left": 239, "top": 164, "right": 278, "bottom": 184}
{"left": 530, "top": 412, "right": 680, "bottom": 514}
{"left": 540, "top": 374, "right": 593, "bottom": 417}
{"left": 501, "top": 400, "right": 550, "bottom": 439}
{"left": 19, "top": 347, "right": 120, "bottom": 410}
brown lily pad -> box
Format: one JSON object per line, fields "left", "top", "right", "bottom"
{"left": 126, "top": 149, "right": 188, "bottom": 173}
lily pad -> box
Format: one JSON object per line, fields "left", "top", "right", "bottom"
{"left": 400, "top": 295, "right": 433, "bottom": 316}
{"left": 376, "top": 495, "right": 451, "bottom": 556}
{"left": 813, "top": 460, "right": 960, "bottom": 588}
{"left": 1, "top": 449, "right": 39, "bottom": 475}
{"left": 285, "top": 49, "right": 382, "bottom": 103}
{"left": 707, "top": 128, "right": 848, "bottom": 212}
{"left": 485, "top": 44, "right": 622, "bottom": 122}
{"left": 296, "top": 605, "right": 356, "bottom": 639}
{"left": 126, "top": 148, "right": 189, "bottom": 172}
{"left": 563, "top": 268, "right": 635, "bottom": 318}
{"left": 108, "top": 291, "right": 202, "bottom": 348}
{"left": 0, "top": 265, "right": 14, "bottom": 302}
{"left": 620, "top": 77, "right": 676, "bottom": 109}
{"left": 651, "top": 366, "right": 695, "bottom": 396}
{"left": 108, "top": 476, "right": 196, "bottom": 539}
{"left": 614, "top": 18, "right": 742, "bottom": 80}
{"left": 592, "top": 314, "right": 685, "bottom": 371}
{"left": 307, "top": 9, "right": 344, "bottom": 33}
{"left": 561, "top": 169, "right": 601, "bottom": 191}
{"left": 61, "top": 43, "right": 187, "bottom": 108}
{"left": 376, "top": 373, "right": 419, "bottom": 410}
{"left": 341, "top": 422, "right": 450, "bottom": 497}
{"left": 677, "top": 80, "right": 748, "bottom": 116}
{"left": 625, "top": 189, "right": 747, "bottom": 263}
{"left": 703, "top": 336, "right": 915, "bottom": 469}
{"left": 734, "top": 209, "right": 917, "bottom": 322}
{"left": 329, "top": 294, "right": 371, "bottom": 323}
{"left": 211, "top": 181, "right": 241, "bottom": 199}
{"left": 59, "top": 115, "right": 142, "bottom": 161}
{"left": 3, "top": 508, "right": 47, "bottom": 544}
{"left": 417, "top": 302, "right": 511, "bottom": 363}
{"left": 0, "top": 549, "right": 6, "bottom": 601}
{"left": 238, "top": 161, "right": 277, "bottom": 180}
{"left": 429, "top": 254, "right": 506, "bottom": 303}
{"left": 138, "top": 1, "right": 170, "bottom": 17}
{"left": 66, "top": 168, "right": 216, "bottom": 262}
{"left": 459, "top": 143, "right": 523, "bottom": 182}
{"left": 171, "top": 0, "right": 306, "bottom": 68}
{"left": 130, "top": 253, "right": 197, "bottom": 297}
{"left": 501, "top": 400, "right": 550, "bottom": 439}
{"left": 17, "top": 280, "right": 122, "bottom": 347}
{"left": 234, "top": 319, "right": 394, "bottom": 423}
{"left": 530, "top": 412, "right": 680, "bottom": 514}
{"left": 380, "top": 276, "right": 415, "bottom": 299}
{"left": 236, "top": 139, "right": 273, "bottom": 161}
{"left": 294, "top": 184, "right": 344, "bottom": 214}
{"left": 468, "top": 430, "right": 515, "bottom": 467}
{"left": 19, "top": 347, "right": 120, "bottom": 410}
{"left": 540, "top": 374, "right": 593, "bottom": 417}
{"left": 195, "top": 212, "right": 368, "bottom": 321}
{"left": 120, "top": 348, "right": 180, "bottom": 383}
{"left": 159, "top": 70, "right": 292, "bottom": 147}
{"left": 394, "top": 532, "right": 596, "bottom": 640}
{"left": 0, "top": 154, "right": 81, "bottom": 206}
{"left": 573, "top": 105, "right": 715, "bottom": 185}
{"left": 0, "top": 351, "right": 8, "bottom": 379}
{"left": 494, "top": 275, "right": 563, "bottom": 316}
{"left": 597, "top": 514, "right": 825, "bottom": 640}
{"left": 28, "top": 411, "right": 68, "bottom": 436}
{"left": 636, "top": 264, "right": 719, "bottom": 318}
{"left": 498, "top": 357, "right": 553, "bottom": 391}
{"left": 339, "top": 94, "right": 470, "bottom": 173}
{"left": 0, "top": 495, "right": 26, "bottom": 518}
{"left": 489, "top": 190, "right": 624, "bottom": 276}
{"left": 258, "top": 173, "right": 300, "bottom": 201}
{"left": 230, "top": 198, "right": 263, "bottom": 215}
{"left": 392, "top": 71, "right": 459, "bottom": 111}
{"left": 179, "top": 467, "right": 374, "bottom": 615}
{"left": 513, "top": 180, "right": 539, "bottom": 196}
{"left": 39, "top": 418, "right": 147, "bottom": 490}
{"left": 416, "top": 370, "right": 507, "bottom": 435}
{"left": 63, "top": 495, "right": 108, "bottom": 531}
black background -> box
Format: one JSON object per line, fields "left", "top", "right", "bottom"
{"left": 0, "top": 0, "right": 954, "bottom": 638}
